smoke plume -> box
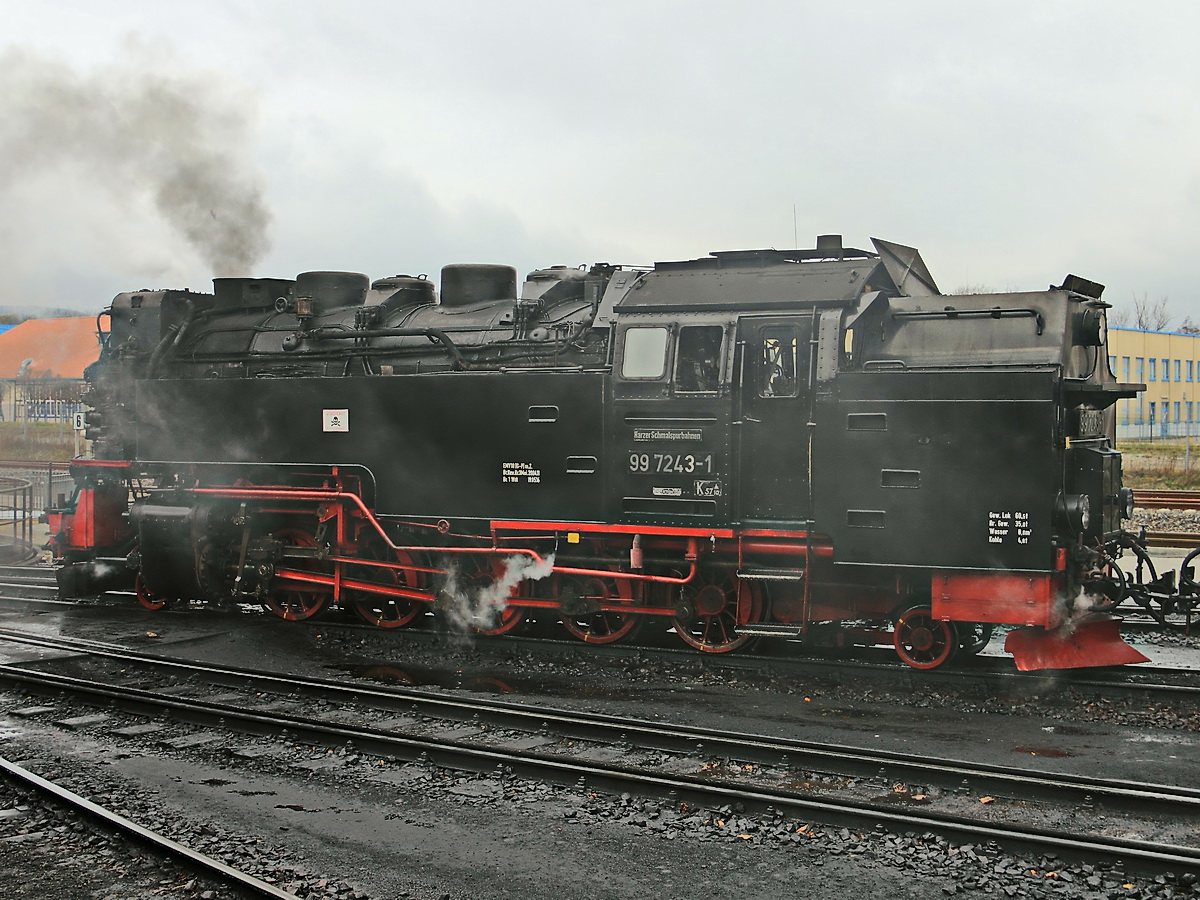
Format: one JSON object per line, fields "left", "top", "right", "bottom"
{"left": 0, "top": 39, "right": 271, "bottom": 287}
{"left": 437, "top": 553, "right": 556, "bottom": 634}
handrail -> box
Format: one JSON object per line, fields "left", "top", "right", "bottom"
{"left": 891, "top": 307, "right": 1045, "bottom": 335}
{"left": 0, "top": 475, "right": 36, "bottom": 562}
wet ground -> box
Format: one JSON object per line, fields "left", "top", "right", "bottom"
{"left": 0, "top": 595, "right": 1198, "bottom": 899}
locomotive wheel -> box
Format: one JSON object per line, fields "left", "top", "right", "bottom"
{"left": 263, "top": 528, "right": 330, "bottom": 621}
{"left": 893, "top": 606, "right": 958, "bottom": 669}
{"left": 196, "top": 538, "right": 236, "bottom": 605}
{"left": 473, "top": 604, "right": 525, "bottom": 636}
{"left": 671, "top": 572, "right": 761, "bottom": 654}
{"left": 958, "top": 622, "right": 994, "bottom": 656}
{"left": 347, "top": 545, "right": 425, "bottom": 629}
{"left": 135, "top": 574, "right": 169, "bottom": 611}
{"left": 556, "top": 573, "right": 639, "bottom": 644}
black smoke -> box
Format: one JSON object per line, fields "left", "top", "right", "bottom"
{"left": 0, "top": 39, "right": 271, "bottom": 285}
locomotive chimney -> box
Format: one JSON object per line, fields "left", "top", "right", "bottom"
{"left": 294, "top": 271, "right": 370, "bottom": 314}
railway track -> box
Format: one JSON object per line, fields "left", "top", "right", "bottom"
{"left": 0, "top": 565, "right": 57, "bottom": 589}
{"left": 0, "top": 756, "right": 299, "bottom": 899}
{"left": 1, "top": 557, "right": 1196, "bottom": 700}
{"left": 0, "top": 564, "right": 90, "bottom": 607}
{"left": 4, "top": 629, "right": 1195, "bottom": 816}
{"left": 0, "top": 566, "right": 1195, "bottom": 701}
{"left": 0, "top": 629, "right": 1197, "bottom": 877}
{"left": 291, "top": 616, "right": 1200, "bottom": 700}
{"left": 1134, "top": 489, "right": 1200, "bottom": 546}
{"left": 1135, "top": 489, "right": 1200, "bottom": 511}
{"left": 1139, "top": 530, "right": 1200, "bottom": 548}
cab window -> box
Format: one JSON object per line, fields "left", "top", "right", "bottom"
{"left": 621, "top": 326, "right": 670, "bottom": 379}
{"left": 759, "top": 326, "right": 799, "bottom": 398}
{"left": 674, "top": 326, "right": 723, "bottom": 392}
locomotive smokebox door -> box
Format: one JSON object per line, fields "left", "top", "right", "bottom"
{"left": 735, "top": 316, "right": 815, "bottom": 522}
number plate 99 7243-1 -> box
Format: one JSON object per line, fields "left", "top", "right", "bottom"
{"left": 628, "top": 452, "right": 714, "bottom": 474}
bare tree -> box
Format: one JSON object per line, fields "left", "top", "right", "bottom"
{"left": 1130, "top": 292, "right": 1172, "bottom": 331}
{"left": 952, "top": 283, "right": 995, "bottom": 295}
{"left": 1180, "top": 316, "right": 1200, "bottom": 336}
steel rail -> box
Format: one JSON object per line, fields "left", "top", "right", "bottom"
{"left": 289, "top": 617, "right": 1200, "bottom": 699}
{"left": 0, "top": 567, "right": 61, "bottom": 601}
{"left": 0, "top": 582, "right": 58, "bottom": 596}
{"left": 0, "top": 661, "right": 1197, "bottom": 877}
{"left": 0, "top": 593, "right": 76, "bottom": 608}
{"left": 0, "top": 566, "right": 56, "bottom": 583}
{"left": 0, "top": 629, "right": 1196, "bottom": 820}
{"left": 1141, "top": 530, "right": 1200, "bottom": 548}
{"left": 1, "top": 610, "right": 1196, "bottom": 704}
{"left": 1134, "top": 490, "right": 1200, "bottom": 511}
{"left": 0, "top": 756, "right": 299, "bottom": 899}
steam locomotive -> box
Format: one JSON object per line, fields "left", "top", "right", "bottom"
{"left": 47, "top": 235, "right": 1151, "bottom": 670}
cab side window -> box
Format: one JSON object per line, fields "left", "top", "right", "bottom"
{"left": 621, "top": 326, "right": 670, "bottom": 379}
{"left": 759, "top": 326, "right": 799, "bottom": 398}
{"left": 674, "top": 325, "right": 724, "bottom": 393}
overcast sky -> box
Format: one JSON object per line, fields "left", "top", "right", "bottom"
{"left": 3, "top": 1, "right": 1200, "bottom": 324}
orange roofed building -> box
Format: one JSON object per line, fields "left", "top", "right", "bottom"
{"left": 0, "top": 318, "right": 101, "bottom": 422}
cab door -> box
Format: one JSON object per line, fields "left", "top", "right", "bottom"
{"left": 608, "top": 320, "right": 733, "bottom": 526}
{"left": 735, "top": 316, "right": 814, "bottom": 522}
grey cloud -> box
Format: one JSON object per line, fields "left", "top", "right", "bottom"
{"left": 5, "top": 3, "right": 1200, "bottom": 319}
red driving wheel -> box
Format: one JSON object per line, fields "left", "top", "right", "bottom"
{"left": 893, "top": 606, "right": 958, "bottom": 669}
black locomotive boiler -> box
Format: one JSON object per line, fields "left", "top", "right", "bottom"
{"left": 48, "top": 235, "right": 1148, "bottom": 670}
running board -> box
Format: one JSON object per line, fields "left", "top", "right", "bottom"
{"left": 738, "top": 623, "right": 803, "bottom": 638}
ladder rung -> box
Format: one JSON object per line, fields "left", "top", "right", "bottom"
{"left": 738, "top": 623, "right": 803, "bottom": 637}
{"left": 737, "top": 568, "right": 806, "bottom": 581}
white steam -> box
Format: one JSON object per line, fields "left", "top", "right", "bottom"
{"left": 1054, "top": 583, "right": 1111, "bottom": 634}
{"left": 0, "top": 38, "right": 272, "bottom": 294}
{"left": 438, "top": 553, "right": 555, "bottom": 633}
{"left": 90, "top": 559, "right": 119, "bottom": 580}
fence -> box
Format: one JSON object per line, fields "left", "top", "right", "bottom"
{"left": 0, "top": 461, "right": 73, "bottom": 509}
{"left": 1118, "top": 421, "right": 1199, "bottom": 443}
{"left": 0, "top": 379, "right": 85, "bottom": 423}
